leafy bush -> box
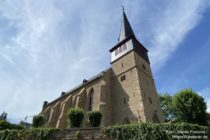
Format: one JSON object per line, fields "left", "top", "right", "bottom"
{"left": 0, "top": 128, "right": 58, "bottom": 140}
{"left": 67, "top": 108, "right": 84, "bottom": 128}
{"left": 0, "top": 120, "right": 24, "bottom": 130}
{"left": 32, "top": 115, "right": 45, "bottom": 128}
{"left": 87, "top": 111, "right": 102, "bottom": 127}
{"left": 104, "top": 123, "right": 210, "bottom": 140}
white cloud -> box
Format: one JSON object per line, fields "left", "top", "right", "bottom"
{"left": 128, "top": 0, "right": 210, "bottom": 72}
{"left": 0, "top": 0, "right": 119, "bottom": 123}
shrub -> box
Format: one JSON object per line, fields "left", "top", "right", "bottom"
{"left": 0, "top": 120, "right": 10, "bottom": 130}
{"left": 0, "top": 128, "right": 58, "bottom": 140}
{"left": 87, "top": 111, "right": 102, "bottom": 127}
{"left": 32, "top": 115, "right": 45, "bottom": 128}
{"left": 104, "top": 122, "right": 210, "bottom": 140}
{"left": 0, "top": 120, "right": 24, "bottom": 130}
{"left": 67, "top": 108, "right": 84, "bottom": 128}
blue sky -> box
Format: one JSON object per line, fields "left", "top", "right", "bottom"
{"left": 0, "top": 0, "right": 210, "bottom": 123}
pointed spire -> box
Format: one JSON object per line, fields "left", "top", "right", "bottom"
{"left": 118, "top": 8, "right": 135, "bottom": 42}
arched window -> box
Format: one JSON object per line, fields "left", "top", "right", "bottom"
{"left": 88, "top": 88, "right": 94, "bottom": 111}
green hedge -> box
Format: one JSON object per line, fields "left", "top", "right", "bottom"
{"left": 104, "top": 123, "right": 210, "bottom": 140}
{"left": 0, "top": 128, "right": 58, "bottom": 140}
{"left": 0, "top": 120, "right": 24, "bottom": 130}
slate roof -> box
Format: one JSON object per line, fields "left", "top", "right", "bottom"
{"left": 118, "top": 10, "right": 135, "bottom": 42}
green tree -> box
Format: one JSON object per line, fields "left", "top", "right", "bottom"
{"left": 0, "top": 120, "right": 24, "bottom": 130}
{"left": 159, "top": 93, "right": 175, "bottom": 121}
{"left": 0, "top": 112, "right": 7, "bottom": 121}
{"left": 67, "top": 108, "right": 84, "bottom": 128}
{"left": 32, "top": 115, "right": 45, "bottom": 127}
{"left": 173, "top": 88, "right": 207, "bottom": 125}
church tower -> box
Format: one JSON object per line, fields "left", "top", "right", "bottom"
{"left": 110, "top": 10, "right": 164, "bottom": 123}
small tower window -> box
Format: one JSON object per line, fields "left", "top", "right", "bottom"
{"left": 120, "top": 75, "right": 126, "bottom": 81}
{"left": 142, "top": 64, "right": 146, "bottom": 70}
{"left": 121, "top": 63, "right": 123, "bottom": 68}
{"left": 115, "top": 49, "right": 118, "bottom": 56}
{"left": 120, "top": 76, "right": 123, "bottom": 81}
{"left": 122, "top": 44, "right": 127, "bottom": 51}
{"left": 148, "top": 97, "right": 152, "bottom": 104}
{"left": 124, "top": 97, "right": 126, "bottom": 104}
{"left": 119, "top": 46, "right": 122, "bottom": 53}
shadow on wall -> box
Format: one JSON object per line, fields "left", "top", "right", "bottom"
{"left": 111, "top": 72, "right": 136, "bottom": 125}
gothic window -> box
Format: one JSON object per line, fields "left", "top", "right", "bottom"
{"left": 122, "top": 44, "right": 127, "bottom": 51}
{"left": 148, "top": 97, "right": 152, "bottom": 104}
{"left": 88, "top": 88, "right": 94, "bottom": 111}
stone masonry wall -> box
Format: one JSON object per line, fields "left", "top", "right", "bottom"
{"left": 111, "top": 51, "right": 147, "bottom": 124}
{"left": 52, "top": 128, "right": 110, "bottom": 140}
{"left": 41, "top": 75, "right": 111, "bottom": 128}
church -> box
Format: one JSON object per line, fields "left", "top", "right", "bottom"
{"left": 40, "top": 10, "right": 164, "bottom": 128}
